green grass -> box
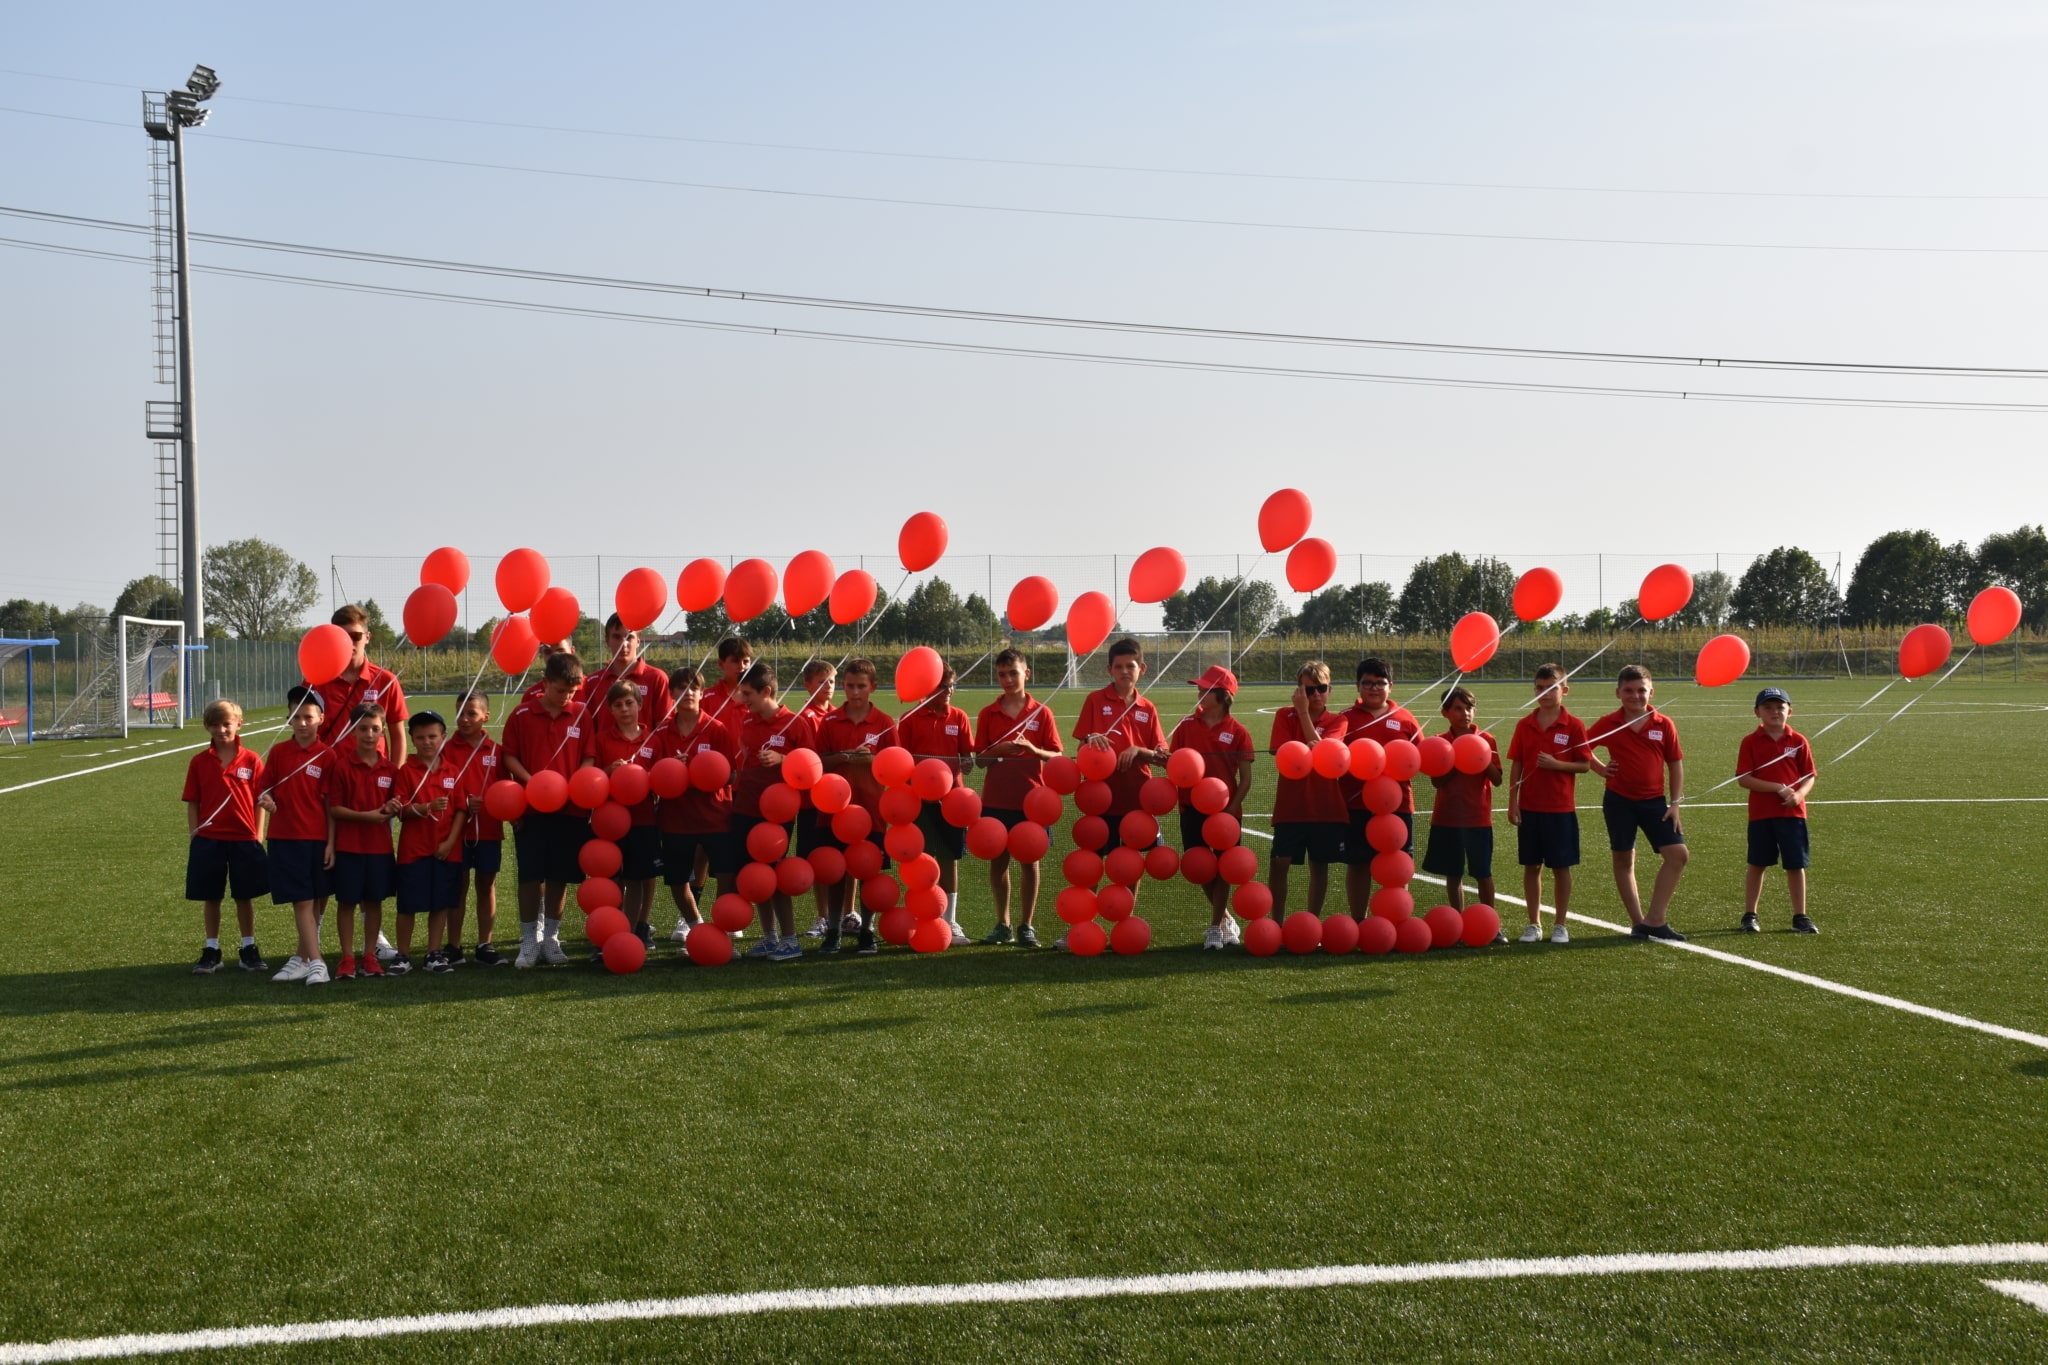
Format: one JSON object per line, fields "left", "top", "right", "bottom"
{"left": 2, "top": 677, "right": 2046, "bottom": 1361}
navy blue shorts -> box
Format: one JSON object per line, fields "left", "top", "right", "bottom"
{"left": 1747, "top": 817, "right": 1811, "bottom": 871}
{"left": 1516, "top": 810, "right": 1581, "bottom": 869}
{"left": 915, "top": 806, "right": 968, "bottom": 861}
{"left": 1101, "top": 812, "right": 1163, "bottom": 854}
{"left": 794, "top": 812, "right": 828, "bottom": 857}
{"left": 462, "top": 840, "right": 502, "bottom": 875}
{"left": 661, "top": 830, "right": 738, "bottom": 885}
{"left": 1342, "top": 809, "right": 1412, "bottom": 864}
{"left": 395, "top": 856, "right": 463, "bottom": 915}
{"left": 267, "top": 838, "right": 332, "bottom": 905}
{"left": 1178, "top": 808, "right": 1229, "bottom": 851}
{"left": 1421, "top": 824, "right": 1494, "bottom": 882}
{"left": 186, "top": 836, "right": 268, "bottom": 903}
{"left": 1272, "top": 820, "right": 1347, "bottom": 864}
{"left": 618, "top": 824, "right": 661, "bottom": 880}
{"left": 332, "top": 850, "right": 395, "bottom": 905}
{"left": 1603, "top": 791, "right": 1686, "bottom": 853}
{"left": 514, "top": 810, "right": 590, "bottom": 885}
{"left": 984, "top": 806, "right": 1029, "bottom": 831}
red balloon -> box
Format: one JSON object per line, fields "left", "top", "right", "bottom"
{"left": 910, "top": 758, "right": 955, "bottom": 801}
{"left": 833, "top": 805, "right": 875, "bottom": 846}
{"left": 1283, "top": 911, "right": 1322, "bottom": 954}
{"left": 872, "top": 745, "right": 916, "bottom": 789}
{"left": 583, "top": 904, "right": 629, "bottom": 946}
{"left": 807, "top": 846, "right": 847, "bottom": 886}
{"left": 613, "top": 567, "right": 667, "bottom": 633}
{"left": 689, "top": 749, "right": 732, "bottom": 793}
{"left": 1452, "top": 733, "right": 1493, "bottom": 775}
{"left": 610, "top": 764, "right": 650, "bottom": 807}
{"left": 844, "top": 838, "right": 884, "bottom": 880}
{"left": 1097, "top": 885, "right": 1135, "bottom": 923}
{"left": 677, "top": 558, "right": 727, "bottom": 614}
{"left": 483, "top": 779, "right": 528, "bottom": 821}
{"left": 686, "top": 923, "right": 733, "bottom": 966}
{"left": 529, "top": 586, "right": 580, "bottom": 645}
{"left": 774, "top": 857, "right": 815, "bottom": 897}
{"left": 910, "top": 916, "right": 951, "bottom": 953}
{"left": 1127, "top": 547, "right": 1187, "bottom": 604}
{"left": 1382, "top": 740, "right": 1421, "bottom": 782}
{"left": 1321, "top": 913, "right": 1360, "bottom": 956}
{"left": 525, "top": 769, "right": 568, "bottom": 813}
{"left": 1370, "top": 887, "right": 1414, "bottom": 920}
{"left": 1005, "top": 576, "right": 1059, "bottom": 632}
{"left": 1024, "top": 786, "right": 1065, "bottom": 827}
{"left": 1899, "top": 623, "right": 1953, "bottom": 680}
{"left": 1348, "top": 738, "right": 1386, "bottom": 781}
{"left": 1366, "top": 813, "right": 1409, "bottom": 854}
{"left": 900, "top": 854, "right": 941, "bottom": 891}
{"left": 1181, "top": 845, "right": 1218, "bottom": 884}
{"left": 495, "top": 548, "right": 550, "bottom": 614}
{"left": 1395, "top": 916, "right": 1433, "bottom": 954}
{"left": 1075, "top": 781, "right": 1113, "bottom": 817}
{"left": 1232, "top": 882, "right": 1273, "bottom": 920}
{"left": 602, "top": 931, "right": 647, "bottom": 974}
{"left": 1969, "top": 586, "right": 2023, "bottom": 646}
{"left": 1063, "top": 849, "right": 1104, "bottom": 888}
{"left": 1190, "top": 777, "right": 1231, "bottom": 816}
{"left": 1202, "top": 813, "right": 1240, "bottom": 850}
{"left": 1418, "top": 736, "right": 1455, "bottom": 779}
{"left": 402, "top": 584, "right": 458, "bottom": 648}
{"left": 940, "top": 786, "right": 982, "bottom": 828}
{"left": 1006, "top": 821, "right": 1050, "bottom": 864}
{"left": 878, "top": 906, "right": 914, "bottom": 945}
{"left": 861, "top": 874, "right": 901, "bottom": 913}
{"left": 1244, "top": 917, "right": 1282, "bottom": 957}
{"left": 1055, "top": 886, "right": 1099, "bottom": 925}
{"left": 723, "top": 558, "right": 779, "bottom": 624}
{"left": 1072, "top": 815, "right": 1110, "bottom": 852}
{"left": 1274, "top": 741, "right": 1314, "bottom": 780}
{"left": 298, "top": 624, "right": 351, "bottom": 686}
{"left": 782, "top": 551, "right": 835, "bottom": 618}
{"left": 1067, "top": 921, "right": 1108, "bottom": 956}
{"left": 1462, "top": 903, "right": 1502, "bottom": 947}
{"left": 812, "top": 772, "right": 853, "bottom": 814}
{"left": 1218, "top": 845, "right": 1259, "bottom": 885}
{"left": 578, "top": 840, "right": 623, "bottom": 879}
{"left": 1637, "top": 564, "right": 1694, "bottom": 623}
{"left": 883, "top": 822, "right": 926, "bottom": 863}
{"left": 829, "top": 570, "right": 879, "bottom": 627}
{"left": 1166, "top": 748, "right": 1206, "bottom": 788}
{"left": 1362, "top": 776, "right": 1403, "bottom": 815}
{"left": 878, "top": 787, "right": 922, "bottom": 828}
{"left": 1695, "top": 633, "right": 1752, "bottom": 689}
{"left": 1145, "top": 845, "right": 1180, "bottom": 880}
{"left": 421, "top": 546, "right": 470, "bottom": 596}
{"left": 760, "top": 782, "right": 802, "bottom": 826}
{"left": 1139, "top": 777, "right": 1179, "bottom": 817}
{"left": 905, "top": 884, "right": 946, "bottom": 920}
{"left": 736, "top": 861, "right": 778, "bottom": 904}
{"left": 1311, "top": 737, "right": 1350, "bottom": 780}
{"left": 1118, "top": 811, "right": 1159, "bottom": 850}
{"left": 1450, "top": 612, "right": 1501, "bottom": 672}
{"left": 899, "top": 511, "right": 949, "bottom": 572}
{"left": 650, "top": 757, "right": 689, "bottom": 799}
{"left": 1075, "top": 744, "right": 1118, "bottom": 782}
{"left": 577, "top": 877, "right": 622, "bottom": 912}
{"left": 1425, "top": 904, "right": 1464, "bottom": 949}
{"left": 568, "top": 767, "right": 610, "bottom": 810}
{"left": 1042, "top": 756, "right": 1083, "bottom": 794}
{"left": 1370, "top": 851, "right": 1414, "bottom": 887}
{"left": 711, "top": 893, "right": 754, "bottom": 932}
{"left": 1109, "top": 915, "right": 1151, "bottom": 955}
{"left": 1359, "top": 915, "right": 1397, "bottom": 954}
{"left": 745, "top": 821, "right": 790, "bottom": 864}
{"left": 1286, "top": 537, "right": 1337, "bottom": 593}
{"left": 1067, "top": 591, "right": 1116, "bottom": 656}
{"left": 1513, "top": 567, "right": 1564, "bottom": 623}
{"left": 590, "top": 801, "right": 631, "bottom": 842}
{"left": 781, "top": 748, "right": 824, "bottom": 790}
{"left": 490, "top": 616, "right": 539, "bottom": 675}
{"left": 1258, "top": 488, "right": 1313, "bottom": 553}
{"left": 1104, "top": 847, "right": 1146, "bottom": 888}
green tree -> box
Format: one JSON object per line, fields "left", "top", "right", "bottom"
{"left": 1844, "top": 530, "right": 1973, "bottom": 625}
{"left": 0, "top": 599, "right": 59, "bottom": 636}
{"left": 1289, "top": 581, "right": 1396, "bottom": 635}
{"left": 56, "top": 602, "right": 108, "bottom": 634}
{"left": 203, "top": 538, "right": 319, "bottom": 639}
{"left": 1730, "top": 548, "right": 1840, "bottom": 628}
{"left": 1670, "top": 569, "right": 1734, "bottom": 628}
{"left": 1464, "top": 557, "right": 1516, "bottom": 621}
{"left": 112, "top": 576, "right": 182, "bottom": 625}
{"left": 359, "top": 598, "right": 393, "bottom": 643}
{"left": 1975, "top": 524, "right": 2048, "bottom": 628}
{"left": 1163, "top": 577, "right": 1283, "bottom": 636}
{"left": 1393, "top": 554, "right": 1514, "bottom": 634}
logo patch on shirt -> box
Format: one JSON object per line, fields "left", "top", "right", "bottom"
{"left": 1553, "top": 733, "right": 1569, "bottom": 745}
{"left": 944, "top": 725, "right": 959, "bottom": 736}
{"left": 1648, "top": 730, "right": 1664, "bottom": 741}
{"left": 636, "top": 684, "right": 648, "bottom": 696}
{"left": 1136, "top": 710, "right": 1150, "bottom": 722}
{"left": 306, "top": 764, "right": 323, "bottom": 778}
{"left": 769, "top": 736, "right": 786, "bottom": 748}
{"left": 1219, "top": 733, "right": 1236, "bottom": 745}
{"left": 365, "top": 687, "right": 382, "bottom": 701}
{"left": 376, "top": 776, "right": 392, "bottom": 789}
{"left": 1102, "top": 705, "right": 1113, "bottom": 715}
{"left": 235, "top": 767, "right": 252, "bottom": 779}
{"left": 482, "top": 755, "right": 497, "bottom": 768}
{"left": 567, "top": 726, "right": 582, "bottom": 739}
{"left": 442, "top": 778, "right": 457, "bottom": 789}
{"left": 1025, "top": 717, "right": 1039, "bottom": 730}
{"left": 638, "top": 746, "right": 654, "bottom": 760}
{"left": 1386, "top": 719, "right": 1401, "bottom": 731}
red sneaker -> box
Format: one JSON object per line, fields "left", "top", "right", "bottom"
{"left": 335, "top": 954, "right": 357, "bottom": 980}
{"left": 360, "top": 954, "right": 385, "bottom": 978}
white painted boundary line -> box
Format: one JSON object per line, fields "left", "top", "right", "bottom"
{"left": 1986, "top": 1280, "right": 2048, "bottom": 1315}
{"left": 0, "top": 725, "right": 286, "bottom": 797}
{"left": 5, "top": 1242, "right": 2045, "bottom": 1361}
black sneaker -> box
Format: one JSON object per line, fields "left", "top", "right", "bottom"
{"left": 1792, "top": 914, "right": 1819, "bottom": 935}
{"left": 1017, "top": 924, "right": 1040, "bottom": 948}
{"left": 856, "top": 928, "right": 879, "bottom": 955}
{"left": 1740, "top": 912, "right": 1761, "bottom": 933}
{"left": 822, "top": 928, "right": 843, "bottom": 955}
{"left": 424, "top": 951, "right": 453, "bottom": 974}
{"left": 473, "top": 942, "right": 505, "bottom": 966}
{"left": 238, "top": 944, "right": 267, "bottom": 972}
{"left": 192, "top": 946, "right": 224, "bottom": 975}
{"left": 1630, "top": 923, "right": 1652, "bottom": 940}
{"left": 386, "top": 952, "right": 413, "bottom": 976}
{"left": 443, "top": 944, "right": 467, "bottom": 967}
{"left": 1645, "top": 924, "right": 1688, "bottom": 942}
{"left": 635, "top": 924, "right": 656, "bottom": 950}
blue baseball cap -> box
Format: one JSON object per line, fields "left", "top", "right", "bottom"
{"left": 1754, "top": 687, "right": 1791, "bottom": 707}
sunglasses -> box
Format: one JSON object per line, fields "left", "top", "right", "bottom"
{"left": 1302, "top": 683, "right": 1330, "bottom": 694}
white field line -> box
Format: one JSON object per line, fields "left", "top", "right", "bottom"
{"left": 0, "top": 725, "right": 286, "bottom": 796}
{"left": 1985, "top": 1280, "right": 2048, "bottom": 1315}
{"left": 4, "top": 1242, "right": 2045, "bottom": 1362}
{"left": 1235, "top": 796, "right": 2048, "bottom": 818}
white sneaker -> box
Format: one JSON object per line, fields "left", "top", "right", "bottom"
{"left": 538, "top": 938, "right": 570, "bottom": 966}
{"left": 1550, "top": 925, "right": 1571, "bottom": 944}
{"left": 374, "top": 933, "right": 398, "bottom": 963}
{"left": 841, "top": 913, "right": 862, "bottom": 935}
{"left": 1219, "top": 917, "right": 1242, "bottom": 947}
{"left": 948, "top": 921, "right": 970, "bottom": 947}
{"left": 515, "top": 940, "right": 540, "bottom": 969}
{"left": 1053, "top": 931, "right": 1070, "bottom": 951}
{"left": 303, "top": 958, "right": 330, "bottom": 985}
{"left": 1518, "top": 923, "right": 1544, "bottom": 944}
{"left": 804, "top": 916, "right": 830, "bottom": 939}
{"left": 271, "top": 955, "right": 312, "bottom": 982}
{"left": 1203, "top": 925, "right": 1223, "bottom": 951}
{"left": 670, "top": 919, "right": 692, "bottom": 943}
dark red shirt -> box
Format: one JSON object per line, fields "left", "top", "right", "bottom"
{"left": 584, "top": 725, "right": 661, "bottom": 828}
{"left": 576, "top": 658, "right": 673, "bottom": 735}
{"left": 500, "top": 699, "right": 589, "bottom": 784}
{"left": 1507, "top": 708, "right": 1589, "bottom": 815}
{"left": 1428, "top": 728, "right": 1499, "bottom": 828}
{"left": 817, "top": 704, "right": 897, "bottom": 824}
{"left": 1168, "top": 714, "right": 1253, "bottom": 812}
{"left": 1338, "top": 703, "right": 1421, "bottom": 814}
{"left": 328, "top": 748, "right": 400, "bottom": 855}
{"left": 656, "top": 713, "right": 738, "bottom": 834}
{"left": 896, "top": 704, "right": 974, "bottom": 774}
{"left": 732, "top": 707, "right": 819, "bottom": 819}
{"left": 1269, "top": 707, "right": 1350, "bottom": 824}
{"left": 975, "top": 696, "right": 1061, "bottom": 810}
{"left": 1072, "top": 685, "right": 1167, "bottom": 818}
{"left": 396, "top": 754, "right": 464, "bottom": 862}
{"left": 258, "top": 739, "right": 334, "bottom": 842}
{"left": 1586, "top": 708, "right": 1684, "bottom": 801}
{"left": 441, "top": 732, "right": 504, "bottom": 842}
{"left": 313, "top": 662, "right": 408, "bottom": 754}
{"left": 182, "top": 744, "right": 264, "bottom": 841}
{"left": 1737, "top": 726, "right": 1814, "bottom": 821}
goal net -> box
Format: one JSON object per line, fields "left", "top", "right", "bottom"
{"left": 45, "top": 617, "right": 187, "bottom": 738}
{"left": 1064, "top": 630, "right": 1233, "bottom": 690}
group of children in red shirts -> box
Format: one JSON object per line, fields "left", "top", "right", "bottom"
{"left": 181, "top": 606, "right": 1820, "bottom": 981}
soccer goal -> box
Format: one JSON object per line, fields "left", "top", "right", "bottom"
{"left": 45, "top": 617, "right": 187, "bottom": 738}
{"left": 1064, "top": 630, "right": 1233, "bottom": 689}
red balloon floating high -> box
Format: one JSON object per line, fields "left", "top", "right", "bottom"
{"left": 1127, "top": 547, "right": 1187, "bottom": 604}
{"left": 676, "top": 558, "right": 727, "bottom": 614}
{"left": 829, "top": 570, "right": 878, "bottom": 627}
{"left": 1005, "top": 576, "right": 1059, "bottom": 632}
{"left": 1449, "top": 612, "right": 1501, "bottom": 672}
{"left": 402, "top": 584, "right": 458, "bottom": 648}
{"left": 1066, "top": 592, "right": 1116, "bottom": 657}
{"left": 489, "top": 616, "right": 538, "bottom": 675}
{"left": 1258, "top": 488, "right": 1313, "bottom": 553}
{"left": 1286, "top": 537, "right": 1337, "bottom": 593}
{"left": 1694, "top": 633, "right": 1752, "bottom": 689}
{"left": 1898, "top": 623, "right": 1953, "bottom": 680}
{"left": 899, "top": 511, "right": 949, "bottom": 572}
{"left": 613, "top": 567, "right": 667, "bottom": 632}
{"left": 723, "top": 559, "right": 778, "bottom": 624}
{"left": 1637, "top": 564, "right": 1694, "bottom": 623}
{"left": 1968, "top": 586, "right": 2023, "bottom": 646}
{"left": 420, "top": 546, "right": 470, "bottom": 595}
{"left": 783, "top": 550, "right": 835, "bottom": 619}
{"left": 528, "top": 586, "right": 579, "bottom": 645}
{"left": 1512, "top": 567, "right": 1563, "bottom": 623}
{"left": 494, "top": 548, "right": 550, "bottom": 614}
{"left": 298, "top": 624, "right": 351, "bottom": 686}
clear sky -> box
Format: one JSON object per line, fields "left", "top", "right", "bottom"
{"left": 6, "top": 2, "right": 2046, "bottom": 627}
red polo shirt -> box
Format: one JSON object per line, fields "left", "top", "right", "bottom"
{"left": 1270, "top": 707, "right": 1350, "bottom": 824}
{"left": 441, "top": 732, "right": 504, "bottom": 842}
{"left": 975, "top": 696, "right": 1062, "bottom": 810}
{"left": 584, "top": 725, "right": 661, "bottom": 828}
{"left": 1587, "top": 708, "right": 1683, "bottom": 801}
{"left": 817, "top": 703, "right": 898, "bottom": 824}
{"left": 1507, "top": 708, "right": 1589, "bottom": 815}
{"left": 1737, "top": 726, "right": 1814, "bottom": 821}
{"left": 313, "top": 662, "right": 408, "bottom": 754}
{"left": 1428, "top": 728, "right": 1499, "bottom": 828}
{"left": 329, "top": 748, "right": 400, "bottom": 855}
{"left": 1168, "top": 713, "right": 1253, "bottom": 813}
{"left": 259, "top": 738, "right": 334, "bottom": 842}
{"left": 183, "top": 744, "right": 264, "bottom": 841}
{"left": 897, "top": 703, "right": 974, "bottom": 774}
{"left": 576, "top": 658, "right": 673, "bottom": 735}
{"left": 500, "top": 699, "right": 589, "bottom": 784}
{"left": 1339, "top": 703, "right": 1421, "bottom": 814}
{"left": 733, "top": 707, "right": 818, "bottom": 819}
{"left": 701, "top": 679, "right": 747, "bottom": 734}
{"left": 656, "top": 712, "right": 739, "bottom": 834}
{"left": 396, "top": 754, "right": 464, "bottom": 862}
{"left": 1072, "top": 686, "right": 1167, "bottom": 818}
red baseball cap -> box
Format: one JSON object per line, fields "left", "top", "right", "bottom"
{"left": 1187, "top": 665, "right": 1238, "bottom": 696}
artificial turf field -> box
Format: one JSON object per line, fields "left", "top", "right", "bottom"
{"left": 2, "top": 674, "right": 2045, "bottom": 1362}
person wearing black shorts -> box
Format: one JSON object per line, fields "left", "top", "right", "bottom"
{"left": 1585, "top": 666, "right": 1689, "bottom": 942}
{"left": 1736, "top": 688, "right": 1819, "bottom": 934}
{"left": 1506, "top": 664, "right": 1590, "bottom": 944}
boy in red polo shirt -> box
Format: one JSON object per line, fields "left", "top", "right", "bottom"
{"left": 1339, "top": 657, "right": 1422, "bottom": 918}
{"left": 577, "top": 614, "right": 673, "bottom": 738}
{"left": 1506, "top": 663, "right": 1590, "bottom": 944}
{"left": 581, "top": 681, "right": 663, "bottom": 951}
{"left": 257, "top": 685, "right": 334, "bottom": 984}
{"left": 314, "top": 604, "right": 409, "bottom": 763}
{"left": 1169, "top": 666, "right": 1253, "bottom": 949}
{"left": 1268, "top": 660, "right": 1349, "bottom": 919}
{"left": 793, "top": 658, "right": 839, "bottom": 941}
{"left": 183, "top": 699, "right": 269, "bottom": 974}
{"left": 1736, "top": 687, "right": 1819, "bottom": 934}
{"left": 1421, "top": 687, "right": 1502, "bottom": 930}
{"left": 732, "top": 662, "right": 817, "bottom": 961}
{"left": 656, "top": 666, "right": 740, "bottom": 941}
{"left": 1586, "top": 665, "right": 1689, "bottom": 941}
{"left": 501, "top": 650, "right": 589, "bottom": 967}
{"left": 395, "top": 711, "right": 467, "bottom": 972}
{"left": 975, "top": 648, "right": 1063, "bottom": 946}
{"left": 327, "top": 704, "right": 401, "bottom": 978}
{"left": 1068, "top": 638, "right": 1169, "bottom": 949}
{"left": 898, "top": 664, "right": 975, "bottom": 945}
{"left": 701, "top": 635, "right": 753, "bottom": 734}
{"left": 442, "top": 691, "right": 506, "bottom": 965}
{"left": 818, "top": 657, "right": 896, "bottom": 953}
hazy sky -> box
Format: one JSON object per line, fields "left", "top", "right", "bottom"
{"left": 6, "top": 2, "right": 2046, "bottom": 629}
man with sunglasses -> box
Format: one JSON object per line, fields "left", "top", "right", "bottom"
{"left": 311, "top": 603, "right": 410, "bottom": 765}
{"left": 1340, "top": 656, "right": 1420, "bottom": 919}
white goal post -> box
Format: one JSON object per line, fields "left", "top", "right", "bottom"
{"left": 117, "top": 616, "right": 187, "bottom": 736}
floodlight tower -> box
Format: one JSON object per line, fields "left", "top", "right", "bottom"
{"left": 142, "top": 64, "right": 219, "bottom": 693}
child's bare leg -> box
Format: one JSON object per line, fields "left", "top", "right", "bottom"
{"left": 988, "top": 852, "right": 1012, "bottom": 925}
{"left": 1785, "top": 868, "right": 1807, "bottom": 917}
{"left": 1743, "top": 864, "right": 1767, "bottom": 917}
{"left": 1444, "top": 877, "right": 1465, "bottom": 910}
{"left": 475, "top": 871, "right": 497, "bottom": 942}
{"left": 1268, "top": 857, "right": 1293, "bottom": 917}
{"left": 363, "top": 902, "right": 382, "bottom": 957}
{"left": 1552, "top": 867, "right": 1573, "bottom": 925}
{"left": 773, "top": 891, "right": 795, "bottom": 939}
{"left": 1344, "top": 862, "right": 1371, "bottom": 917}
{"left": 671, "top": 880, "right": 701, "bottom": 927}
{"left": 335, "top": 905, "right": 357, "bottom": 958}
{"left": 1522, "top": 867, "right": 1544, "bottom": 925}
{"left": 201, "top": 899, "right": 224, "bottom": 941}
{"left": 1016, "top": 860, "right": 1042, "bottom": 927}
{"left": 395, "top": 912, "right": 415, "bottom": 958}
{"left": 428, "top": 909, "right": 448, "bottom": 954}
{"left": 1476, "top": 875, "right": 1496, "bottom": 908}
{"left": 1612, "top": 850, "right": 1644, "bottom": 926}
{"left": 1645, "top": 845, "right": 1688, "bottom": 926}
{"left": 1306, "top": 861, "right": 1328, "bottom": 916}
{"left": 1206, "top": 877, "right": 1229, "bottom": 926}
{"left": 294, "top": 901, "right": 320, "bottom": 960}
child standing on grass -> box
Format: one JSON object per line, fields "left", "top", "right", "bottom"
{"left": 1506, "top": 664, "right": 1589, "bottom": 944}
{"left": 1340, "top": 657, "right": 1422, "bottom": 919}
{"left": 897, "top": 665, "right": 976, "bottom": 946}
{"left": 1586, "top": 665, "right": 1689, "bottom": 942}
{"left": 817, "top": 657, "right": 896, "bottom": 954}
{"left": 581, "top": 682, "right": 663, "bottom": 950}
{"left": 794, "top": 658, "right": 840, "bottom": 943}
{"left": 1066, "top": 638, "right": 1171, "bottom": 949}
{"left": 257, "top": 686, "right": 334, "bottom": 985}
{"left": 395, "top": 711, "right": 466, "bottom": 972}
{"left": 443, "top": 691, "right": 505, "bottom": 965}
{"left": 182, "top": 699, "right": 269, "bottom": 974}
{"left": 656, "top": 666, "right": 740, "bottom": 942}
{"left": 732, "top": 663, "right": 818, "bottom": 961}
{"left": 327, "top": 705, "right": 401, "bottom": 978}
{"left": 1736, "top": 687, "right": 1819, "bottom": 935}
{"left": 974, "top": 648, "right": 1063, "bottom": 947}
{"left": 1267, "top": 660, "right": 1350, "bottom": 920}
{"left": 1421, "top": 687, "right": 1503, "bottom": 937}
{"left": 1169, "top": 666, "right": 1254, "bottom": 950}
{"left": 501, "top": 650, "right": 589, "bottom": 968}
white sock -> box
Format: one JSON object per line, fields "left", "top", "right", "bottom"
{"left": 945, "top": 892, "right": 960, "bottom": 925}
{"left": 204, "top": 937, "right": 219, "bottom": 950}
{"left": 240, "top": 935, "right": 255, "bottom": 948}
{"left": 543, "top": 916, "right": 561, "bottom": 940}
{"left": 521, "top": 920, "right": 540, "bottom": 944}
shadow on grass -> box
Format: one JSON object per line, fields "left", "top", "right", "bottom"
{"left": 1277, "top": 987, "right": 1397, "bottom": 1006}
{"left": 1039, "top": 1001, "right": 1155, "bottom": 1019}
{"left": 0, "top": 1012, "right": 322, "bottom": 1069}
{"left": 2016, "top": 1057, "right": 2048, "bottom": 1079}
{"left": 4, "top": 1054, "right": 351, "bottom": 1090}
{"left": 784, "top": 1014, "right": 924, "bottom": 1036}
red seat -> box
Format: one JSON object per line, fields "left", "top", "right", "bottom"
{"left": 0, "top": 713, "right": 19, "bottom": 745}
{"left": 128, "top": 692, "right": 177, "bottom": 711}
